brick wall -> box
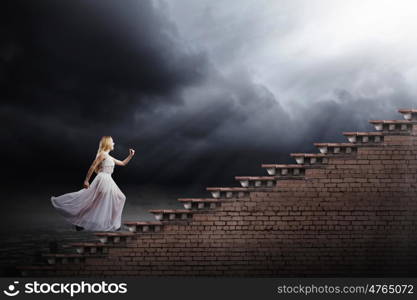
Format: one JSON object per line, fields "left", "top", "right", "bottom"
{"left": 16, "top": 113, "right": 417, "bottom": 277}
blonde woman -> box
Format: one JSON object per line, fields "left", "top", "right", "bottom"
{"left": 51, "top": 136, "right": 135, "bottom": 232}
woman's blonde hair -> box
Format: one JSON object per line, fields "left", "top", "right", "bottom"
{"left": 94, "top": 136, "right": 113, "bottom": 173}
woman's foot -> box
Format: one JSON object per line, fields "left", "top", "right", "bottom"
{"left": 75, "top": 225, "right": 84, "bottom": 231}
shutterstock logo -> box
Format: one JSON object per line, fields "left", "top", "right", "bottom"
{"left": 3, "top": 280, "right": 127, "bottom": 297}
{"left": 3, "top": 281, "right": 20, "bottom": 297}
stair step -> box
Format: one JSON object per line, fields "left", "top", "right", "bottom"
{"left": 42, "top": 253, "right": 105, "bottom": 265}
{"left": 148, "top": 209, "right": 193, "bottom": 222}
{"left": 369, "top": 120, "right": 415, "bottom": 131}
{"left": 234, "top": 175, "right": 304, "bottom": 187}
{"left": 16, "top": 264, "right": 54, "bottom": 269}
{"left": 93, "top": 232, "right": 135, "bottom": 244}
{"left": 177, "top": 198, "right": 223, "bottom": 210}
{"left": 16, "top": 265, "right": 56, "bottom": 277}
{"left": 342, "top": 132, "right": 384, "bottom": 143}
{"left": 63, "top": 242, "right": 114, "bottom": 254}
{"left": 261, "top": 164, "right": 323, "bottom": 175}
{"left": 398, "top": 109, "right": 417, "bottom": 120}
{"left": 123, "top": 221, "right": 163, "bottom": 233}
{"left": 42, "top": 253, "right": 86, "bottom": 257}
{"left": 289, "top": 153, "right": 328, "bottom": 165}
{"left": 313, "top": 143, "right": 357, "bottom": 154}
{"left": 206, "top": 187, "right": 273, "bottom": 198}
{"left": 235, "top": 176, "right": 277, "bottom": 187}
{"left": 16, "top": 264, "right": 55, "bottom": 269}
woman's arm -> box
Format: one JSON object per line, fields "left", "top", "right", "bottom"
{"left": 112, "top": 149, "right": 135, "bottom": 166}
{"left": 83, "top": 153, "right": 106, "bottom": 188}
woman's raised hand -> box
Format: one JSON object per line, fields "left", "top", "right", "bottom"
{"left": 129, "top": 148, "right": 135, "bottom": 156}
{"left": 83, "top": 180, "right": 90, "bottom": 189}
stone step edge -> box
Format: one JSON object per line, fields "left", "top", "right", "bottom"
{"left": 261, "top": 164, "right": 308, "bottom": 168}
{"left": 234, "top": 176, "right": 303, "bottom": 180}
{"left": 399, "top": 109, "right": 417, "bottom": 120}
{"left": 16, "top": 265, "right": 56, "bottom": 270}
{"left": 368, "top": 120, "right": 417, "bottom": 125}
{"left": 290, "top": 152, "right": 356, "bottom": 159}
{"left": 148, "top": 209, "right": 195, "bottom": 213}
{"left": 342, "top": 131, "right": 411, "bottom": 138}
{"left": 42, "top": 253, "right": 106, "bottom": 258}
{"left": 63, "top": 242, "right": 116, "bottom": 248}
{"left": 205, "top": 187, "right": 275, "bottom": 191}
{"left": 93, "top": 232, "right": 136, "bottom": 237}
{"left": 398, "top": 108, "right": 417, "bottom": 113}
{"left": 289, "top": 153, "right": 326, "bottom": 157}
{"left": 313, "top": 143, "right": 356, "bottom": 147}
{"left": 342, "top": 131, "right": 383, "bottom": 136}
{"left": 234, "top": 176, "right": 277, "bottom": 180}
{"left": 369, "top": 120, "right": 417, "bottom": 124}
{"left": 123, "top": 221, "right": 164, "bottom": 225}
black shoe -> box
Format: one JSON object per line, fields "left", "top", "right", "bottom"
{"left": 116, "top": 226, "right": 122, "bottom": 231}
{"left": 75, "top": 225, "right": 84, "bottom": 231}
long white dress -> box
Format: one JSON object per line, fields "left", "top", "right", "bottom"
{"left": 51, "top": 153, "right": 126, "bottom": 231}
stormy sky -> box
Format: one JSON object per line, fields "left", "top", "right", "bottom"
{"left": 2, "top": 0, "right": 417, "bottom": 195}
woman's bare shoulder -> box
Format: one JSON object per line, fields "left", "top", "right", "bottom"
{"left": 96, "top": 151, "right": 107, "bottom": 160}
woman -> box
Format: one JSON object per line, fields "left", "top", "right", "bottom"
{"left": 51, "top": 136, "right": 135, "bottom": 232}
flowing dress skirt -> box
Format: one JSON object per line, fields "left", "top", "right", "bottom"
{"left": 51, "top": 172, "right": 126, "bottom": 231}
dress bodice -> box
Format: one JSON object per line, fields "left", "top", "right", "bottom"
{"left": 97, "top": 153, "right": 115, "bottom": 174}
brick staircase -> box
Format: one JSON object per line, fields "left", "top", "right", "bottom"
{"left": 15, "top": 108, "right": 417, "bottom": 276}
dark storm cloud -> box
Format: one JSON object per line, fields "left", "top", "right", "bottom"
{"left": 1, "top": 0, "right": 207, "bottom": 109}
{"left": 2, "top": 0, "right": 417, "bottom": 190}
{"left": 0, "top": 0, "right": 210, "bottom": 183}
